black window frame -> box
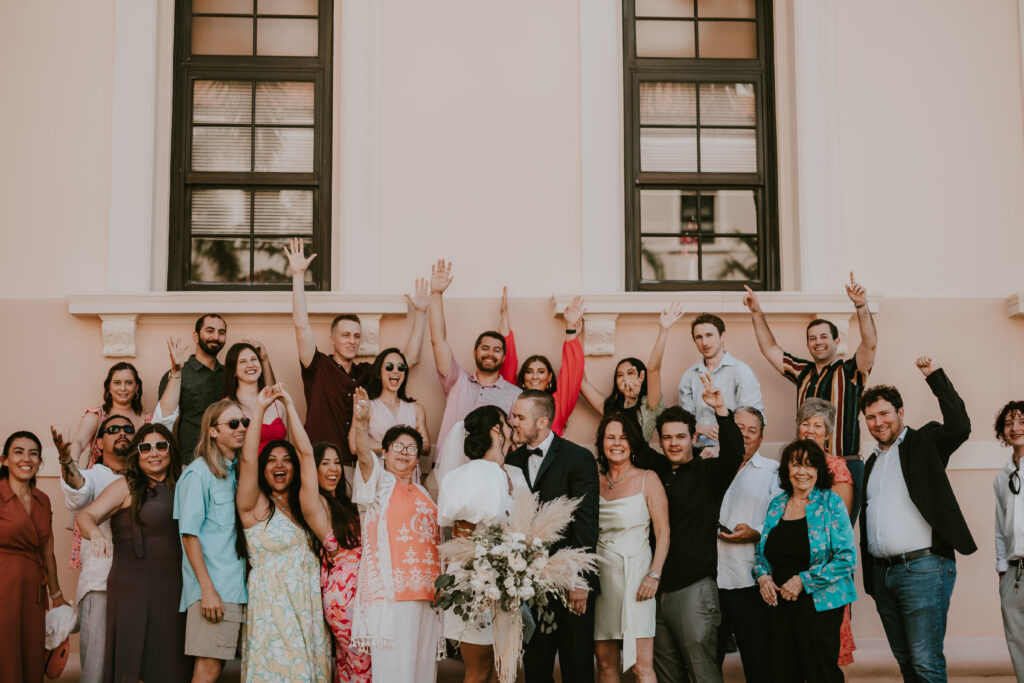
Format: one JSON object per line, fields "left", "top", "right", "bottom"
{"left": 168, "top": 0, "right": 333, "bottom": 291}
{"left": 623, "top": 0, "right": 779, "bottom": 291}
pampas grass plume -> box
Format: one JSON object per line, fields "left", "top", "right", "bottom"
{"left": 527, "top": 496, "right": 581, "bottom": 544}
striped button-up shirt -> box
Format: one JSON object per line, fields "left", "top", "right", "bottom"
{"left": 782, "top": 352, "right": 868, "bottom": 457}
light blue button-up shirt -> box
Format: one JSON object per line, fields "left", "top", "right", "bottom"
{"left": 678, "top": 351, "right": 765, "bottom": 443}
{"left": 173, "top": 456, "right": 247, "bottom": 611}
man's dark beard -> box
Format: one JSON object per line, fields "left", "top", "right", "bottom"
{"left": 475, "top": 357, "right": 501, "bottom": 373}
{"left": 198, "top": 338, "right": 223, "bottom": 357}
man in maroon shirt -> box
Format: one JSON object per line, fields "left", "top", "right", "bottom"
{"left": 285, "top": 239, "right": 429, "bottom": 477}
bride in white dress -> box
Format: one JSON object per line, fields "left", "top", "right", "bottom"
{"left": 437, "top": 405, "right": 528, "bottom": 683}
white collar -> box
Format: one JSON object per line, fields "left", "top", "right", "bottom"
{"left": 872, "top": 426, "right": 909, "bottom": 457}
{"left": 529, "top": 430, "right": 555, "bottom": 457}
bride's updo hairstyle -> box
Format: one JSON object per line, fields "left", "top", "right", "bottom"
{"left": 463, "top": 405, "right": 508, "bottom": 460}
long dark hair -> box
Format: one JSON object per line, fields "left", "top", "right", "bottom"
{"left": 364, "top": 347, "right": 415, "bottom": 402}
{"left": 257, "top": 439, "right": 318, "bottom": 554}
{"left": 594, "top": 413, "right": 647, "bottom": 475}
{"left": 464, "top": 405, "right": 508, "bottom": 460}
{"left": 516, "top": 355, "right": 557, "bottom": 394}
{"left": 124, "top": 424, "right": 182, "bottom": 523}
{"left": 223, "top": 342, "right": 265, "bottom": 401}
{"left": 603, "top": 358, "right": 648, "bottom": 419}
{"left": 1, "top": 431, "right": 43, "bottom": 484}
{"left": 313, "top": 443, "right": 360, "bottom": 550}
{"left": 102, "top": 362, "right": 144, "bottom": 415}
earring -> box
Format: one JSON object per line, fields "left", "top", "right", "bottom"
{"left": 134, "top": 392, "right": 140, "bottom": 400}
{"left": 105, "top": 392, "right": 112, "bottom": 401}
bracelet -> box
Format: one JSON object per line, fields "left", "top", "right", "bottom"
{"left": 169, "top": 373, "right": 181, "bottom": 378}
{"left": 646, "top": 571, "right": 661, "bottom": 580}
{"left": 854, "top": 303, "right": 866, "bottom": 309}
{"left": 50, "top": 590, "right": 62, "bottom": 600}
{"left": 565, "top": 328, "right": 577, "bottom": 335}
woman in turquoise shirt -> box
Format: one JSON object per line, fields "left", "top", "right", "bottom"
{"left": 753, "top": 439, "right": 857, "bottom": 683}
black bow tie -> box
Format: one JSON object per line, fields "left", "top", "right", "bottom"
{"left": 527, "top": 448, "right": 543, "bottom": 458}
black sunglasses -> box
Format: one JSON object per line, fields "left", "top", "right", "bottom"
{"left": 384, "top": 363, "right": 408, "bottom": 372}
{"left": 215, "top": 417, "right": 251, "bottom": 430}
{"left": 138, "top": 441, "right": 170, "bottom": 455}
{"left": 1011, "top": 468, "right": 1020, "bottom": 495}
{"left": 103, "top": 424, "right": 136, "bottom": 436}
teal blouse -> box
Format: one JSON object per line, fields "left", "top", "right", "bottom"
{"left": 753, "top": 487, "right": 857, "bottom": 612}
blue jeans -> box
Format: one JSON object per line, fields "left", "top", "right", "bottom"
{"left": 871, "top": 554, "right": 956, "bottom": 683}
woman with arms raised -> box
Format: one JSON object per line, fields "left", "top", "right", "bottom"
{"left": 237, "top": 384, "right": 331, "bottom": 682}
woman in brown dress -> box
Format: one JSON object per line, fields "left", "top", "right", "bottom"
{"left": 78, "top": 423, "right": 190, "bottom": 682}
{"left": 0, "top": 430, "right": 69, "bottom": 682}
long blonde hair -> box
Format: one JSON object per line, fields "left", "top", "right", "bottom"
{"left": 194, "top": 398, "right": 242, "bottom": 479}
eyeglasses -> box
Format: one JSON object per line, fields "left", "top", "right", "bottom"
{"left": 215, "top": 417, "right": 251, "bottom": 430}
{"left": 384, "top": 363, "right": 408, "bottom": 373}
{"left": 103, "top": 424, "right": 136, "bottom": 436}
{"left": 388, "top": 442, "right": 419, "bottom": 456}
{"left": 138, "top": 441, "right": 170, "bottom": 455}
{"left": 1011, "top": 468, "right": 1020, "bottom": 495}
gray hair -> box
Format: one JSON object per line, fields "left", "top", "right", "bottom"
{"left": 796, "top": 398, "right": 836, "bottom": 436}
{"left": 734, "top": 406, "right": 765, "bottom": 433}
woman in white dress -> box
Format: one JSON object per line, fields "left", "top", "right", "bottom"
{"left": 437, "top": 405, "right": 528, "bottom": 683}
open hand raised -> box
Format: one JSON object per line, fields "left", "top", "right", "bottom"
{"left": 284, "top": 238, "right": 316, "bottom": 276}
{"left": 659, "top": 302, "right": 684, "bottom": 329}
{"left": 564, "top": 295, "right": 585, "bottom": 330}
{"left": 353, "top": 387, "right": 371, "bottom": 423}
{"left": 50, "top": 426, "right": 72, "bottom": 462}
{"left": 406, "top": 278, "right": 430, "bottom": 313}
{"left": 167, "top": 336, "right": 190, "bottom": 373}
{"left": 430, "top": 259, "right": 454, "bottom": 294}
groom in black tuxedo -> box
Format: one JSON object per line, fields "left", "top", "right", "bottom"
{"left": 507, "top": 390, "right": 600, "bottom": 683}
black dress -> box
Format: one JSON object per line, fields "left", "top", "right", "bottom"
{"left": 104, "top": 482, "right": 190, "bottom": 682}
{"left": 764, "top": 516, "right": 844, "bottom": 683}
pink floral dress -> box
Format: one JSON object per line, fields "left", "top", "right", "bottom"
{"left": 322, "top": 530, "right": 372, "bottom": 682}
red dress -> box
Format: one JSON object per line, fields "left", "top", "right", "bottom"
{"left": 321, "top": 530, "right": 372, "bottom": 682}
{"left": 826, "top": 455, "right": 857, "bottom": 666}
{"left": 258, "top": 402, "right": 288, "bottom": 454}
{"left": 0, "top": 479, "right": 52, "bottom": 683}
{"left": 501, "top": 330, "right": 585, "bottom": 436}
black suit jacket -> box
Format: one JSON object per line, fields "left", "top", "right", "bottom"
{"left": 507, "top": 433, "right": 601, "bottom": 595}
{"left": 859, "top": 368, "right": 977, "bottom": 595}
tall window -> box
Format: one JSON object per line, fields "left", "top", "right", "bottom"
{"left": 169, "top": 0, "right": 332, "bottom": 290}
{"left": 624, "top": 0, "right": 778, "bottom": 290}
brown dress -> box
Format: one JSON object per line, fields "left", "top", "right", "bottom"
{"left": 103, "top": 481, "right": 190, "bottom": 682}
{"left": 0, "top": 478, "right": 51, "bottom": 683}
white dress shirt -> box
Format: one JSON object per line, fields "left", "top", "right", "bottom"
{"left": 61, "top": 464, "right": 123, "bottom": 605}
{"left": 678, "top": 352, "right": 764, "bottom": 445}
{"left": 527, "top": 431, "right": 556, "bottom": 484}
{"left": 994, "top": 457, "right": 1024, "bottom": 572}
{"left": 866, "top": 428, "right": 933, "bottom": 557}
{"left": 717, "top": 453, "right": 782, "bottom": 589}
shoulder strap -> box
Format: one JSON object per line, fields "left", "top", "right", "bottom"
{"left": 640, "top": 469, "right": 648, "bottom": 495}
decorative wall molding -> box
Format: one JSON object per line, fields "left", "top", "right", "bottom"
{"left": 581, "top": 314, "right": 619, "bottom": 357}
{"left": 100, "top": 314, "right": 139, "bottom": 357}
{"left": 1007, "top": 291, "right": 1024, "bottom": 317}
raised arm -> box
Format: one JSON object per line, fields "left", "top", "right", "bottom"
{"left": 244, "top": 339, "right": 276, "bottom": 386}
{"left": 701, "top": 373, "right": 744, "bottom": 491}
{"left": 645, "top": 303, "right": 684, "bottom": 410}
{"left": 428, "top": 259, "right": 456, "bottom": 378}
{"left": 552, "top": 296, "right": 586, "bottom": 434}
{"left": 52, "top": 426, "right": 85, "bottom": 490}
{"left": 498, "top": 287, "right": 518, "bottom": 385}
{"left": 742, "top": 286, "right": 787, "bottom": 375}
{"left": 414, "top": 402, "right": 431, "bottom": 457}
{"left": 580, "top": 374, "right": 607, "bottom": 415}
{"left": 401, "top": 278, "right": 430, "bottom": 369}
{"left": 237, "top": 385, "right": 280, "bottom": 519}
{"left": 846, "top": 272, "right": 877, "bottom": 373}
{"left": 637, "top": 472, "right": 669, "bottom": 602}
{"left": 158, "top": 336, "right": 190, "bottom": 421}
{"left": 916, "top": 356, "right": 971, "bottom": 460}
{"left": 68, "top": 410, "right": 100, "bottom": 469}
{"left": 285, "top": 238, "right": 319, "bottom": 368}
{"left": 283, "top": 387, "right": 331, "bottom": 542}
{"left": 352, "top": 387, "right": 377, "bottom": 483}
{"left": 76, "top": 478, "right": 131, "bottom": 558}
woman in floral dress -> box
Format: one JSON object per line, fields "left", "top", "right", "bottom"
{"left": 237, "top": 385, "right": 331, "bottom": 682}
{"left": 298, "top": 432, "right": 371, "bottom": 681}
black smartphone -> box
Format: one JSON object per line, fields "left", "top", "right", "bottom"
{"left": 718, "top": 523, "right": 733, "bottom": 534}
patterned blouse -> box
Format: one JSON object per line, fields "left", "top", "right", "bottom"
{"left": 753, "top": 487, "right": 858, "bottom": 612}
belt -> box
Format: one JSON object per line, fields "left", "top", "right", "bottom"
{"left": 874, "top": 547, "right": 944, "bottom": 567}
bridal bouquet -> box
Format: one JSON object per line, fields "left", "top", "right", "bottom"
{"left": 432, "top": 488, "right": 597, "bottom": 683}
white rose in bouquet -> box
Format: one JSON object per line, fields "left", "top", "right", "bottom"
{"left": 508, "top": 553, "right": 528, "bottom": 573}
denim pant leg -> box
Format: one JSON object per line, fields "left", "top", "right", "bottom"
{"left": 872, "top": 555, "right": 955, "bottom": 683}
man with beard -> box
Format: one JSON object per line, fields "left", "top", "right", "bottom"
{"left": 54, "top": 415, "right": 134, "bottom": 682}
{"left": 428, "top": 259, "right": 522, "bottom": 470}
{"left": 158, "top": 313, "right": 227, "bottom": 463}
{"left": 742, "top": 272, "right": 877, "bottom": 519}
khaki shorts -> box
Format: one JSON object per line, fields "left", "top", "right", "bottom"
{"left": 184, "top": 600, "right": 245, "bottom": 660}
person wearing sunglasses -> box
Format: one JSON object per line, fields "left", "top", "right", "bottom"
{"left": 76, "top": 424, "right": 190, "bottom": 682}
{"left": 993, "top": 399, "right": 1024, "bottom": 679}
{"left": 54, "top": 414, "right": 136, "bottom": 683}
{"left": 173, "top": 398, "right": 250, "bottom": 683}
{"left": 348, "top": 347, "right": 430, "bottom": 465}
{"left": 351, "top": 385, "right": 441, "bottom": 681}
{"left": 859, "top": 356, "right": 975, "bottom": 683}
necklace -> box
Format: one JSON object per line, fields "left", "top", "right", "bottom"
{"left": 607, "top": 467, "right": 632, "bottom": 489}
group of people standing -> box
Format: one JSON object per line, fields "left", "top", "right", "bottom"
{"left": 0, "top": 243, "right": 1018, "bottom": 683}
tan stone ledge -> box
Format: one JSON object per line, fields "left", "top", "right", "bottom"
{"left": 1007, "top": 291, "right": 1024, "bottom": 317}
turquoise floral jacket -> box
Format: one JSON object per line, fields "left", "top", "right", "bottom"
{"left": 752, "top": 487, "right": 857, "bottom": 612}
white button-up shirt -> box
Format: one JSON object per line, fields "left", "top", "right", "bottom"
{"left": 61, "top": 464, "right": 123, "bottom": 605}
{"left": 527, "top": 431, "right": 556, "bottom": 484}
{"left": 678, "top": 352, "right": 764, "bottom": 445}
{"left": 717, "top": 453, "right": 782, "bottom": 589}
{"left": 866, "top": 428, "right": 933, "bottom": 557}
{"left": 994, "top": 458, "right": 1024, "bottom": 572}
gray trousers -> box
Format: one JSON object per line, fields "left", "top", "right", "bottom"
{"left": 1000, "top": 569, "right": 1024, "bottom": 681}
{"left": 77, "top": 591, "right": 107, "bottom": 683}
{"left": 653, "top": 577, "right": 724, "bottom": 683}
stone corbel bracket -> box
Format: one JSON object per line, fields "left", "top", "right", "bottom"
{"left": 1007, "top": 292, "right": 1024, "bottom": 318}
{"left": 69, "top": 293, "right": 410, "bottom": 358}
{"left": 552, "top": 293, "right": 880, "bottom": 357}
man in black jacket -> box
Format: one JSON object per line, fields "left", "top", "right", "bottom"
{"left": 859, "top": 356, "right": 976, "bottom": 682}
{"left": 651, "top": 375, "right": 743, "bottom": 683}
{"left": 507, "top": 390, "right": 600, "bottom": 683}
